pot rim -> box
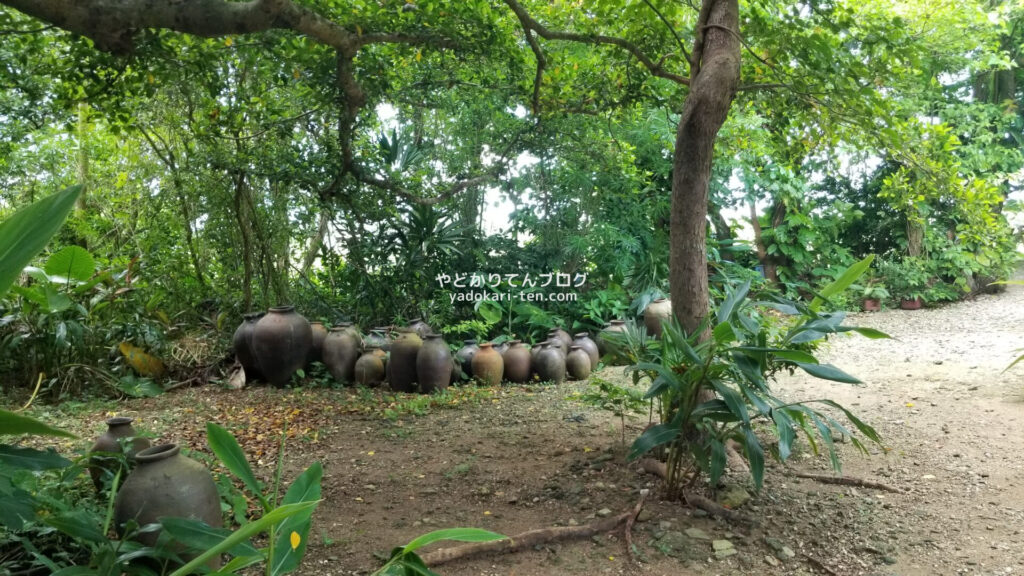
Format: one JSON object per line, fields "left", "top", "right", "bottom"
{"left": 653, "top": 297, "right": 669, "bottom": 303}
{"left": 135, "top": 443, "right": 180, "bottom": 463}
{"left": 609, "top": 319, "right": 626, "bottom": 325}
{"left": 310, "top": 321, "right": 325, "bottom": 326}
{"left": 463, "top": 339, "right": 478, "bottom": 345}
{"left": 106, "top": 416, "right": 134, "bottom": 426}
{"left": 268, "top": 305, "right": 295, "bottom": 313}
{"left": 243, "top": 312, "right": 264, "bottom": 320}
{"left": 479, "top": 342, "right": 494, "bottom": 349}
{"left": 574, "top": 332, "right": 589, "bottom": 338}
{"left": 569, "top": 345, "right": 581, "bottom": 350}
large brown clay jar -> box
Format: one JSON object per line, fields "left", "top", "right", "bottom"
{"left": 502, "top": 340, "right": 531, "bottom": 383}
{"left": 323, "top": 325, "right": 361, "bottom": 384}
{"left": 407, "top": 318, "right": 432, "bottom": 339}
{"left": 547, "top": 330, "right": 569, "bottom": 355}
{"left": 232, "top": 312, "right": 264, "bottom": 383}
{"left": 89, "top": 417, "right": 151, "bottom": 492}
{"left": 455, "top": 340, "right": 479, "bottom": 379}
{"left": 389, "top": 329, "right": 422, "bottom": 393}
{"left": 354, "top": 347, "right": 386, "bottom": 387}
{"left": 566, "top": 346, "right": 592, "bottom": 380}
{"left": 252, "top": 306, "right": 312, "bottom": 387}
{"left": 471, "top": 342, "right": 503, "bottom": 386}
{"left": 597, "top": 320, "right": 627, "bottom": 363}
{"left": 644, "top": 298, "right": 673, "bottom": 339}
{"left": 307, "top": 321, "right": 328, "bottom": 365}
{"left": 535, "top": 343, "right": 566, "bottom": 384}
{"left": 572, "top": 333, "right": 599, "bottom": 369}
{"left": 114, "top": 444, "right": 221, "bottom": 569}
{"left": 417, "top": 334, "right": 452, "bottom": 394}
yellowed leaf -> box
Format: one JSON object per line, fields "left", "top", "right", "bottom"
{"left": 119, "top": 342, "right": 165, "bottom": 377}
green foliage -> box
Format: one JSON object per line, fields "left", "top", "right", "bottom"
{"left": 573, "top": 377, "right": 648, "bottom": 445}
{"left": 372, "top": 528, "right": 507, "bottom": 576}
{"left": 0, "top": 185, "right": 82, "bottom": 298}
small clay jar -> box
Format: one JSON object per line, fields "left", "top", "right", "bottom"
{"left": 232, "top": 312, "right": 265, "bottom": 383}
{"left": 455, "top": 339, "right": 479, "bottom": 379}
{"left": 307, "top": 321, "right": 328, "bottom": 365}
{"left": 89, "top": 417, "right": 151, "bottom": 492}
{"left": 572, "top": 332, "right": 600, "bottom": 369}
{"left": 471, "top": 342, "right": 503, "bottom": 386}
{"left": 566, "top": 345, "right": 592, "bottom": 380}
{"left": 535, "top": 342, "right": 567, "bottom": 384}
{"left": 417, "top": 334, "right": 453, "bottom": 394}
{"left": 114, "top": 444, "right": 221, "bottom": 570}
{"left": 355, "top": 347, "right": 386, "bottom": 386}
{"left": 502, "top": 340, "right": 531, "bottom": 383}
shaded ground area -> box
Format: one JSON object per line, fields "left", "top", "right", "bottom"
{"left": 31, "top": 280, "right": 1024, "bottom": 576}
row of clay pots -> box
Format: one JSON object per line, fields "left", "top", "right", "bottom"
{"left": 89, "top": 418, "right": 221, "bottom": 569}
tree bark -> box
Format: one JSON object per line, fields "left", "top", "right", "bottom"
{"left": 670, "top": 0, "right": 741, "bottom": 337}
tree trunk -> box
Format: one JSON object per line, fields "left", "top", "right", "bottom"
{"left": 670, "top": 0, "right": 741, "bottom": 337}
{"left": 906, "top": 218, "right": 924, "bottom": 258}
{"left": 301, "top": 207, "right": 331, "bottom": 275}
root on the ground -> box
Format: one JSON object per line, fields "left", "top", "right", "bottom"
{"left": 638, "top": 458, "right": 749, "bottom": 524}
{"left": 789, "top": 471, "right": 903, "bottom": 493}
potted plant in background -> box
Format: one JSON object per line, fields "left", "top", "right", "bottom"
{"left": 879, "top": 256, "right": 930, "bottom": 310}
{"left": 853, "top": 279, "right": 890, "bottom": 312}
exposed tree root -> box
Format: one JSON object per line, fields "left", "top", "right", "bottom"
{"left": 789, "top": 472, "right": 903, "bottom": 493}
{"left": 802, "top": 552, "right": 839, "bottom": 575}
{"left": 421, "top": 492, "right": 647, "bottom": 567}
{"left": 638, "top": 458, "right": 749, "bottom": 524}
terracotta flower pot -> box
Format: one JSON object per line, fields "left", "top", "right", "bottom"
{"left": 417, "top": 334, "right": 453, "bottom": 394}
{"left": 252, "top": 306, "right": 312, "bottom": 387}
{"left": 88, "top": 417, "right": 151, "bottom": 492}
{"left": 471, "top": 343, "right": 503, "bottom": 386}
{"left": 114, "top": 444, "right": 221, "bottom": 570}
{"left": 900, "top": 297, "right": 923, "bottom": 310}
{"left": 863, "top": 299, "right": 881, "bottom": 312}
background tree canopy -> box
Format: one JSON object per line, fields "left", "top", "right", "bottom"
{"left": 0, "top": 0, "right": 1020, "bottom": 396}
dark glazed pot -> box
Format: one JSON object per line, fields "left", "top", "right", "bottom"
{"left": 547, "top": 330, "right": 569, "bottom": 355}
{"left": 597, "top": 320, "right": 627, "bottom": 364}
{"left": 471, "top": 343, "right": 503, "bottom": 387}
{"left": 407, "top": 318, "right": 432, "bottom": 339}
{"left": 89, "top": 417, "right": 151, "bottom": 492}
{"left": 455, "top": 340, "right": 479, "bottom": 379}
{"left": 450, "top": 357, "right": 463, "bottom": 384}
{"left": 566, "top": 346, "right": 592, "bottom": 380}
{"left": 644, "top": 298, "right": 672, "bottom": 339}
{"left": 502, "top": 340, "right": 531, "bottom": 383}
{"left": 252, "top": 306, "right": 312, "bottom": 387}
{"left": 389, "top": 329, "right": 422, "bottom": 393}
{"left": 417, "top": 334, "right": 452, "bottom": 394}
{"left": 232, "top": 312, "right": 265, "bottom": 383}
{"left": 307, "top": 321, "right": 328, "bottom": 365}
{"left": 114, "top": 444, "right": 221, "bottom": 569}
{"left": 493, "top": 340, "right": 510, "bottom": 356}
{"left": 572, "top": 333, "right": 599, "bottom": 369}
{"left": 323, "top": 325, "right": 361, "bottom": 384}
{"left": 355, "top": 347, "right": 386, "bottom": 387}
{"left": 535, "top": 343, "right": 566, "bottom": 384}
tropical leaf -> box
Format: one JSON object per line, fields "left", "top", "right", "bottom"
{"left": 44, "top": 245, "right": 95, "bottom": 283}
{"left": 0, "top": 409, "right": 75, "bottom": 438}
{"left": 0, "top": 185, "right": 82, "bottom": 298}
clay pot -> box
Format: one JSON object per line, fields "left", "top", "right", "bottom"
{"left": 550, "top": 327, "right": 573, "bottom": 352}
{"left": 323, "top": 324, "right": 361, "bottom": 384}
{"left": 900, "top": 298, "right": 923, "bottom": 310}
{"left": 644, "top": 298, "right": 672, "bottom": 339}
{"left": 502, "top": 340, "right": 531, "bottom": 383}
{"left": 450, "top": 357, "right": 462, "bottom": 384}
{"left": 566, "top": 346, "right": 592, "bottom": 380}
{"left": 547, "top": 330, "right": 569, "bottom": 355}
{"left": 232, "top": 312, "right": 265, "bottom": 383}
{"left": 417, "top": 334, "right": 452, "bottom": 394}
{"left": 88, "top": 417, "right": 151, "bottom": 492}
{"left": 572, "top": 333, "right": 599, "bottom": 369}
{"left": 535, "top": 343, "right": 566, "bottom": 384}
{"left": 597, "top": 320, "right": 627, "bottom": 363}
{"left": 455, "top": 340, "right": 479, "bottom": 378}
{"left": 307, "top": 321, "right": 328, "bottom": 365}
{"left": 389, "top": 329, "right": 422, "bottom": 393}
{"left": 471, "top": 343, "right": 503, "bottom": 386}
{"left": 354, "top": 347, "right": 386, "bottom": 387}
{"left": 863, "top": 299, "right": 881, "bottom": 312}
{"left": 364, "top": 328, "right": 390, "bottom": 351}
{"left": 407, "top": 318, "right": 432, "bottom": 339}
{"left": 252, "top": 306, "right": 312, "bottom": 387}
{"left": 493, "top": 341, "right": 510, "bottom": 356}
{"left": 114, "top": 444, "right": 221, "bottom": 569}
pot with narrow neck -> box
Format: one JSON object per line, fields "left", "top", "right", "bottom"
{"left": 251, "top": 306, "right": 312, "bottom": 387}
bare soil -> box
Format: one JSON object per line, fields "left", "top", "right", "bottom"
{"left": 36, "top": 280, "right": 1024, "bottom": 576}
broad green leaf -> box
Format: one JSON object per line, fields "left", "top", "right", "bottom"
{"left": 160, "top": 517, "right": 260, "bottom": 557}
{"left": 0, "top": 409, "right": 76, "bottom": 438}
{"left": 815, "top": 399, "right": 882, "bottom": 444}
{"left": 794, "top": 362, "right": 861, "bottom": 384}
{"left": 0, "top": 185, "right": 82, "bottom": 298}
{"left": 733, "top": 346, "right": 818, "bottom": 364}
{"left": 743, "top": 427, "right": 765, "bottom": 490}
{"left": 0, "top": 445, "right": 72, "bottom": 470}
{"left": 710, "top": 380, "right": 749, "bottom": 425}
{"left": 627, "top": 422, "right": 680, "bottom": 461}
{"left": 45, "top": 245, "right": 95, "bottom": 282}
{"left": 712, "top": 321, "right": 736, "bottom": 344}
{"left": 0, "top": 489, "right": 38, "bottom": 529}
{"left": 844, "top": 326, "right": 890, "bottom": 339}
{"left": 709, "top": 438, "right": 726, "bottom": 486}
{"left": 810, "top": 255, "right": 874, "bottom": 312}
{"left": 168, "top": 500, "right": 320, "bottom": 576}
{"left": 716, "top": 280, "right": 750, "bottom": 324}
{"left": 45, "top": 510, "right": 107, "bottom": 543}
{"left": 400, "top": 528, "right": 508, "bottom": 554}
{"left": 771, "top": 408, "right": 796, "bottom": 461}
{"left": 206, "top": 422, "right": 263, "bottom": 502}
{"left": 270, "top": 462, "right": 323, "bottom": 576}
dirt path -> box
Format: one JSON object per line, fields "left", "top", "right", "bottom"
{"left": 39, "top": 280, "right": 1024, "bottom": 576}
